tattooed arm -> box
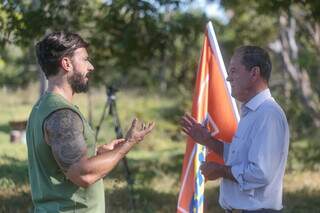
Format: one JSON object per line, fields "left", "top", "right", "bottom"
{"left": 44, "top": 109, "right": 87, "bottom": 172}
{"left": 44, "top": 109, "right": 155, "bottom": 188}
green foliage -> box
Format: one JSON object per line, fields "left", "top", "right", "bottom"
{"left": 288, "top": 131, "right": 320, "bottom": 171}
{"left": 88, "top": 3, "right": 209, "bottom": 91}
{"left": 0, "top": 43, "right": 38, "bottom": 89}
{"left": 220, "top": 1, "right": 278, "bottom": 48}
{"left": 0, "top": 0, "right": 100, "bottom": 45}
{"left": 220, "top": 0, "right": 320, "bottom": 137}
{"left": 0, "top": 0, "right": 211, "bottom": 94}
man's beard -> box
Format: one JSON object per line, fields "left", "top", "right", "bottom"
{"left": 68, "top": 72, "right": 89, "bottom": 93}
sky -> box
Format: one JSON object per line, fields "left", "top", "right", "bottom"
{"left": 103, "top": 0, "right": 229, "bottom": 24}
{"left": 183, "top": 0, "right": 229, "bottom": 24}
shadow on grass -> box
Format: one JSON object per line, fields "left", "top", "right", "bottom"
{"left": 0, "top": 191, "right": 32, "bottom": 213}
{"left": 0, "top": 155, "right": 29, "bottom": 185}
{"left": 105, "top": 186, "right": 178, "bottom": 213}
{"left": 284, "top": 189, "right": 320, "bottom": 213}
{"left": 203, "top": 185, "right": 320, "bottom": 213}
{"left": 1, "top": 152, "right": 320, "bottom": 212}
{"left": 0, "top": 184, "right": 178, "bottom": 213}
{"left": 0, "top": 155, "right": 30, "bottom": 212}
{"left": 0, "top": 183, "right": 178, "bottom": 213}
{"left": 0, "top": 123, "right": 10, "bottom": 134}
{"left": 0, "top": 144, "right": 183, "bottom": 212}
{"left": 107, "top": 152, "right": 184, "bottom": 185}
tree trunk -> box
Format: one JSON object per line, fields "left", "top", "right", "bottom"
{"left": 273, "top": 11, "right": 320, "bottom": 127}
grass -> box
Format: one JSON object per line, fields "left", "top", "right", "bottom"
{"left": 0, "top": 85, "right": 320, "bottom": 212}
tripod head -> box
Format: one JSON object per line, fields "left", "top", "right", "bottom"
{"left": 106, "top": 85, "right": 118, "bottom": 98}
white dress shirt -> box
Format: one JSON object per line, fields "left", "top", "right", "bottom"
{"left": 219, "top": 89, "right": 290, "bottom": 210}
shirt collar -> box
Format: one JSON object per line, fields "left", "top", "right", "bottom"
{"left": 245, "top": 89, "right": 272, "bottom": 111}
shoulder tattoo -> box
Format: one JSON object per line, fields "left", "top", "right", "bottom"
{"left": 44, "top": 109, "right": 87, "bottom": 171}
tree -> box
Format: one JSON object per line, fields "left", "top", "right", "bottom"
{"left": 87, "top": 1, "right": 209, "bottom": 92}
{"left": 220, "top": 0, "right": 320, "bottom": 134}
{"left": 0, "top": 0, "right": 209, "bottom": 93}
{"left": 0, "top": 0, "right": 101, "bottom": 92}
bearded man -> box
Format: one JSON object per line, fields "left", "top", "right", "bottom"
{"left": 26, "top": 31, "right": 155, "bottom": 212}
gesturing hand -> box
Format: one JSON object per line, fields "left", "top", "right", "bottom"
{"left": 180, "top": 114, "right": 211, "bottom": 146}
{"left": 125, "top": 118, "right": 155, "bottom": 143}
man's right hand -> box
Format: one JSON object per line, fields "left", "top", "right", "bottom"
{"left": 125, "top": 118, "right": 155, "bottom": 143}
{"left": 180, "top": 114, "right": 211, "bottom": 146}
{"left": 97, "top": 138, "right": 126, "bottom": 155}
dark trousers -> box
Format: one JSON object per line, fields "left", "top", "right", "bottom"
{"left": 225, "top": 209, "right": 282, "bottom": 213}
{"left": 243, "top": 210, "right": 282, "bottom": 213}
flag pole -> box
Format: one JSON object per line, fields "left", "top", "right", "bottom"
{"left": 206, "top": 22, "right": 240, "bottom": 122}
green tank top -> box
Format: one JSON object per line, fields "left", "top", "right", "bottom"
{"left": 26, "top": 92, "right": 105, "bottom": 213}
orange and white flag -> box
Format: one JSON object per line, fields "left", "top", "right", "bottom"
{"left": 177, "top": 22, "right": 239, "bottom": 213}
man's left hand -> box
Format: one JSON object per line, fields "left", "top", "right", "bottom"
{"left": 125, "top": 118, "right": 155, "bottom": 143}
{"left": 200, "top": 162, "right": 226, "bottom": 180}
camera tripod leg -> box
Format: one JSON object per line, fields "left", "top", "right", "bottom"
{"left": 95, "top": 94, "right": 136, "bottom": 212}
{"left": 109, "top": 100, "right": 136, "bottom": 211}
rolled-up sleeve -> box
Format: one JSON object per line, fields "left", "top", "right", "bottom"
{"left": 230, "top": 110, "right": 287, "bottom": 191}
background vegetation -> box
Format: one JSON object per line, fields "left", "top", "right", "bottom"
{"left": 1, "top": 0, "right": 320, "bottom": 212}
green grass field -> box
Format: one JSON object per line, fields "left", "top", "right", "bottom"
{"left": 0, "top": 85, "right": 320, "bottom": 212}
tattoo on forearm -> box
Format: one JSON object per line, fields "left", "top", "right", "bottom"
{"left": 44, "top": 109, "right": 87, "bottom": 171}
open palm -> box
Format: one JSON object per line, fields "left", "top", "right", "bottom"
{"left": 125, "top": 118, "right": 155, "bottom": 143}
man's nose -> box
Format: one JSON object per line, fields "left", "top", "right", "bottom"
{"left": 89, "top": 62, "right": 94, "bottom": 72}
{"left": 226, "top": 75, "right": 231, "bottom": 82}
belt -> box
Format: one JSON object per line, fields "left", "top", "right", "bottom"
{"left": 225, "top": 210, "right": 243, "bottom": 213}
{"left": 225, "top": 209, "right": 282, "bottom": 213}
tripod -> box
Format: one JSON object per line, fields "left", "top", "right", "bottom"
{"left": 95, "top": 85, "right": 135, "bottom": 211}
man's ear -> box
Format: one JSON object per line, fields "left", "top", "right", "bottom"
{"left": 60, "top": 57, "right": 73, "bottom": 72}
{"left": 250, "top": 66, "right": 261, "bottom": 81}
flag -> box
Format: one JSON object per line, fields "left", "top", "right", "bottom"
{"left": 177, "top": 22, "right": 240, "bottom": 213}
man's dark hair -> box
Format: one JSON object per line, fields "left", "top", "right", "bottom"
{"left": 235, "top": 46, "right": 272, "bottom": 82}
{"left": 35, "top": 31, "right": 89, "bottom": 78}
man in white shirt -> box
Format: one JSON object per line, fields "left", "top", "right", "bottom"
{"left": 181, "top": 46, "right": 289, "bottom": 212}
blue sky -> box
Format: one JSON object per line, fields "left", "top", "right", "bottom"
{"left": 183, "top": 0, "right": 228, "bottom": 24}
{"left": 103, "top": 0, "right": 228, "bottom": 24}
